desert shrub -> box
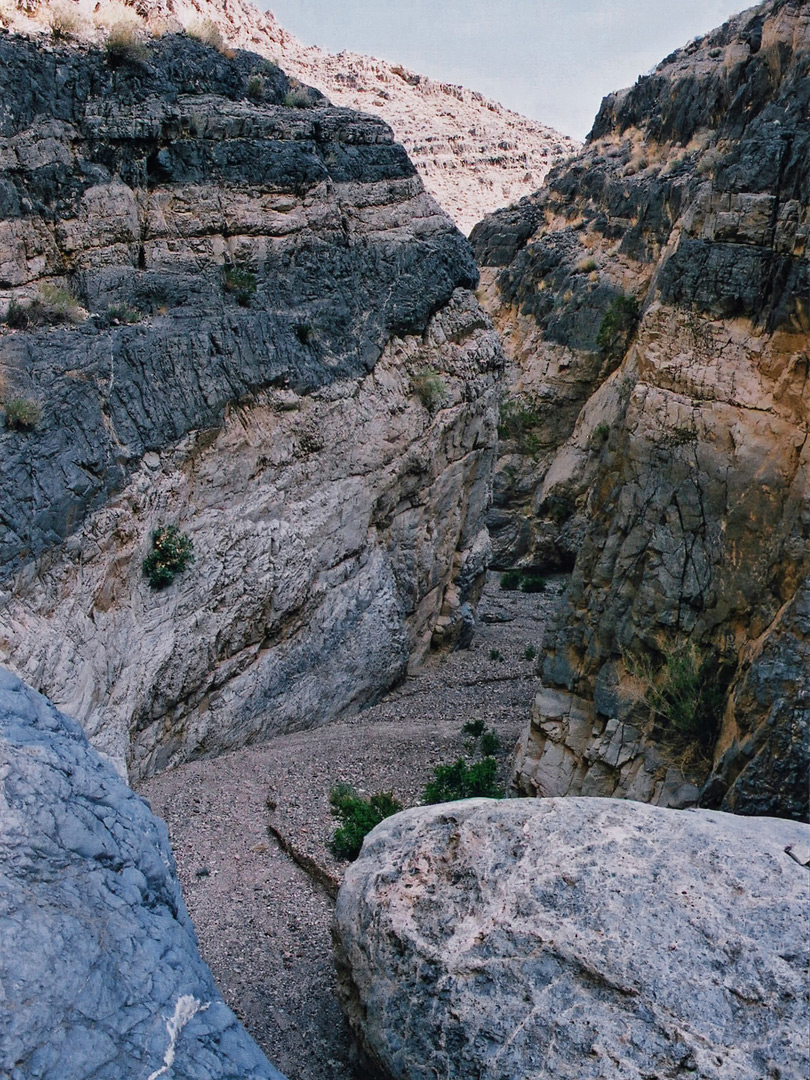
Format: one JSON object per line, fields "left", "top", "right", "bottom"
{"left": 50, "top": 5, "right": 81, "bottom": 39}
{"left": 635, "top": 643, "right": 734, "bottom": 760}
{"left": 500, "top": 570, "right": 522, "bottom": 591}
{"left": 489, "top": 648, "right": 503, "bottom": 661}
{"left": 589, "top": 421, "right": 610, "bottom": 448}
{"left": 480, "top": 730, "right": 501, "bottom": 756}
{"left": 462, "top": 718, "right": 486, "bottom": 738}
{"left": 107, "top": 302, "right": 140, "bottom": 325}
{"left": 422, "top": 757, "right": 503, "bottom": 804}
{"left": 523, "top": 645, "right": 537, "bottom": 661}
{"left": 222, "top": 265, "right": 257, "bottom": 306}
{"left": 413, "top": 368, "right": 446, "bottom": 413}
{"left": 596, "top": 294, "right": 640, "bottom": 360}
{"left": 576, "top": 257, "right": 597, "bottom": 273}
{"left": 294, "top": 322, "right": 313, "bottom": 345}
{"left": 284, "top": 83, "right": 316, "bottom": 108}
{"left": 329, "top": 785, "right": 402, "bottom": 861}
{"left": 4, "top": 299, "right": 29, "bottom": 329}
{"left": 247, "top": 73, "right": 265, "bottom": 99}
{"left": 3, "top": 397, "right": 41, "bottom": 431}
{"left": 519, "top": 572, "right": 547, "bottom": 593}
{"left": 498, "top": 396, "right": 542, "bottom": 456}
{"left": 142, "top": 525, "right": 194, "bottom": 589}
{"left": 104, "top": 23, "right": 148, "bottom": 66}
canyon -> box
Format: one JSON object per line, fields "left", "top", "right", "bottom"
{"left": 0, "top": 0, "right": 808, "bottom": 1078}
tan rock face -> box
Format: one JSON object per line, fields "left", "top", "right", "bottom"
{"left": 471, "top": 0, "right": 809, "bottom": 819}
{"left": 0, "top": 32, "right": 502, "bottom": 778}
{"left": 0, "top": 0, "right": 579, "bottom": 234}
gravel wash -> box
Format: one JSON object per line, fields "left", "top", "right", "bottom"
{"left": 139, "top": 575, "right": 565, "bottom": 1080}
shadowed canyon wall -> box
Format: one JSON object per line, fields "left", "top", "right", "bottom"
{"left": 471, "top": 0, "right": 809, "bottom": 820}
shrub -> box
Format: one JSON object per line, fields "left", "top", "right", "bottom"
{"left": 3, "top": 397, "right": 41, "bottom": 431}
{"left": 543, "top": 493, "right": 575, "bottom": 525}
{"left": 589, "top": 421, "right": 610, "bottom": 449}
{"left": 329, "top": 785, "right": 402, "bottom": 861}
{"left": 50, "top": 5, "right": 81, "bottom": 40}
{"left": 499, "top": 570, "right": 521, "bottom": 591}
{"left": 9, "top": 284, "right": 85, "bottom": 329}
{"left": 523, "top": 645, "right": 537, "bottom": 661}
{"left": 188, "top": 19, "right": 226, "bottom": 51}
{"left": 247, "top": 74, "right": 265, "bottom": 99}
{"left": 294, "top": 322, "right": 313, "bottom": 345}
{"left": 489, "top": 648, "right": 503, "bottom": 661}
{"left": 142, "top": 525, "right": 194, "bottom": 589}
{"left": 636, "top": 643, "right": 734, "bottom": 761}
{"left": 422, "top": 757, "right": 503, "bottom": 804}
{"left": 596, "top": 294, "right": 641, "bottom": 361}
{"left": 461, "top": 718, "right": 486, "bottom": 738}
{"left": 107, "top": 302, "right": 140, "bottom": 325}
{"left": 222, "top": 265, "right": 257, "bottom": 306}
{"left": 519, "top": 572, "right": 547, "bottom": 593}
{"left": 480, "top": 730, "right": 501, "bottom": 756}
{"left": 413, "top": 369, "right": 446, "bottom": 413}
{"left": 104, "top": 24, "right": 148, "bottom": 66}
{"left": 498, "top": 396, "right": 542, "bottom": 456}
{"left": 284, "top": 83, "right": 315, "bottom": 108}
{"left": 4, "top": 299, "right": 29, "bottom": 329}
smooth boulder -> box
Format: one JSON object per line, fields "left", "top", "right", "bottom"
{"left": 334, "top": 796, "right": 810, "bottom": 1080}
{"left": 0, "top": 668, "right": 286, "bottom": 1080}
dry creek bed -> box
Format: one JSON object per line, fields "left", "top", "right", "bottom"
{"left": 139, "top": 573, "right": 565, "bottom": 1080}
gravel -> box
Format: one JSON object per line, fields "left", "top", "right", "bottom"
{"left": 138, "top": 574, "right": 564, "bottom": 1080}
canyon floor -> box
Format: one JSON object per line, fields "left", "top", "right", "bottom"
{"left": 140, "top": 573, "right": 565, "bottom": 1080}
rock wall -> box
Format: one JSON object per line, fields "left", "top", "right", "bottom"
{"left": 0, "top": 32, "right": 502, "bottom": 778}
{"left": 0, "top": 0, "right": 580, "bottom": 234}
{"left": 0, "top": 667, "right": 288, "bottom": 1079}
{"left": 471, "top": 0, "right": 809, "bottom": 819}
{"left": 334, "top": 797, "right": 810, "bottom": 1080}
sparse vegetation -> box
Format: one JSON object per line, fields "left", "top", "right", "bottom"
{"left": 294, "top": 322, "right": 313, "bottom": 345}
{"left": 576, "top": 257, "right": 597, "bottom": 273}
{"left": 498, "top": 396, "right": 542, "bottom": 456}
{"left": 489, "top": 648, "right": 503, "bottom": 661}
{"left": 50, "top": 4, "right": 81, "bottom": 40}
{"left": 247, "top": 74, "right": 265, "bottom": 99}
{"left": 104, "top": 23, "right": 148, "bottom": 66}
{"left": 589, "top": 421, "right": 610, "bottom": 449}
{"left": 480, "top": 729, "right": 501, "bottom": 756}
{"left": 3, "top": 397, "right": 41, "bottom": 431}
{"left": 4, "top": 285, "right": 84, "bottom": 328}
{"left": 4, "top": 299, "right": 29, "bottom": 329}
{"left": 596, "top": 294, "right": 641, "bottom": 361}
{"left": 461, "top": 718, "right": 486, "bottom": 738}
{"left": 422, "top": 756, "right": 503, "bottom": 804}
{"left": 142, "top": 525, "right": 194, "bottom": 590}
{"left": 632, "top": 642, "right": 735, "bottom": 763}
{"left": 188, "top": 19, "right": 233, "bottom": 56}
{"left": 328, "top": 784, "right": 402, "bottom": 861}
{"left": 500, "top": 569, "right": 547, "bottom": 593}
{"left": 107, "top": 302, "right": 140, "bottom": 325}
{"left": 499, "top": 570, "right": 522, "bottom": 591}
{"left": 523, "top": 645, "right": 537, "bottom": 661}
{"left": 543, "top": 493, "right": 575, "bottom": 525}
{"left": 222, "top": 265, "right": 257, "bottom": 307}
{"left": 413, "top": 368, "right": 446, "bottom": 413}
{"left": 284, "top": 83, "right": 316, "bottom": 108}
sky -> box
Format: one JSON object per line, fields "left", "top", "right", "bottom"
{"left": 257, "top": 0, "right": 744, "bottom": 140}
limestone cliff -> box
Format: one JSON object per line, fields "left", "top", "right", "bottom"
{"left": 471, "top": 0, "right": 809, "bottom": 819}
{"left": 0, "top": 29, "right": 502, "bottom": 778}
{"left": 0, "top": 0, "right": 579, "bottom": 234}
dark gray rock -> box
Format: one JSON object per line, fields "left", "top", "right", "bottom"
{"left": 0, "top": 667, "right": 287, "bottom": 1080}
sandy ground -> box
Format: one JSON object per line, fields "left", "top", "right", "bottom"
{"left": 139, "top": 573, "right": 565, "bottom": 1079}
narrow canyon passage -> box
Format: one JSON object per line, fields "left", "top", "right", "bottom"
{"left": 140, "top": 574, "right": 564, "bottom": 1079}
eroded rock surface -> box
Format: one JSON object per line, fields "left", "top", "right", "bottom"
{"left": 0, "top": 32, "right": 502, "bottom": 778}
{"left": 0, "top": 667, "right": 287, "bottom": 1079}
{"left": 334, "top": 796, "right": 810, "bottom": 1080}
{"left": 471, "top": 0, "right": 810, "bottom": 818}
{"left": 0, "top": 0, "right": 579, "bottom": 234}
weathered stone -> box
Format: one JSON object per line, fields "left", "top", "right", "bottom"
{"left": 0, "top": 667, "right": 287, "bottom": 1080}
{"left": 0, "top": 33, "right": 503, "bottom": 778}
{"left": 472, "top": 0, "right": 810, "bottom": 819}
{"left": 334, "top": 797, "right": 810, "bottom": 1080}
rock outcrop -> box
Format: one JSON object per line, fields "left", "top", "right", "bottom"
{"left": 0, "top": 0, "right": 579, "bottom": 234}
{"left": 334, "top": 796, "right": 810, "bottom": 1080}
{"left": 0, "top": 666, "right": 288, "bottom": 1079}
{"left": 0, "top": 29, "right": 502, "bottom": 777}
{"left": 470, "top": 0, "right": 809, "bottom": 819}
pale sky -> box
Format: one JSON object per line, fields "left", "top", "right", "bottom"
{"left": 258, "top": 0, "right": 746, "bottom": 139}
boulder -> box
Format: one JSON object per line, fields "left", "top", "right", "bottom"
{"left": 0, "top": 667, "right": 286, "bottom": 1080}
{"left": 334, "top": 796, "right": 810, "bottom": 1080}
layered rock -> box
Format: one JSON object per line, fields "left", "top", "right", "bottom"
{"left": 0, "top": 666, "right": 287, "bottom": 1079}
{"left": 470, "top": 0, "right": 809, "bottom": 818}
{"left": 334, "top": 797, "right": 810, "bottom": 1080}
{"left": 0, "top": 30, "right": 502, "bottom": 777}
{"left": 0, "top": 0, "right": 579, "bottom": 234}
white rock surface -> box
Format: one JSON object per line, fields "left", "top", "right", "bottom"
{"left": 334, "top": 797, "right": 810, "bottom": 1080}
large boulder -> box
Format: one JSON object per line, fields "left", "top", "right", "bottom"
{"left": 0, "top": 667, "right": 286, "bottom": 1079}
{"left": 334, "top": 797, "right": 810, "bottom": 1080}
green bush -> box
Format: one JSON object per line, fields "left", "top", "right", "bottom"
{"left": 422, "top": 757, "right": 503, "bottom": 804}
{"left": 462, "top": 718, "right": 486, "bottom": 738}
{"left": 489, "top": 648, "right": 503, "bottom": 661}
{"left": 329, "top": 785, "right": 402, "bottom": 860}
{"left": 523, "top": 645, "right": 537, "bottom": 661}
{"left": 107, "top": 303, "right": 140, "bottom": 325}
{"left": 498, "top": 396, "right": 542, "bottom": 456}
{"left": 500, "top": 570, "right": 522, "bottom": 591}
{"left": 413, "top": 368, "right": 446, "bottom": 413}
{"left": 284, "top": 84, "right": 316, "bottom": 108}
{"left": 596, "top": 294, "right": 641, "bottom": 361}
{"left": 500, "top": 569, "right": 547, "bottom": 593}
{"left": 222, "top": 265, "right": 257, "bottom": 307}
{"left": 637, "top": 643, "right": 734, "bottom": 760}
{"left": 3, "top": 397, "right": 41, "bottom": 431}
{"left": 4, "top": 299, "right": 29, "bottom": 329}
{"left": 142, "top": 525, "right": 194, "bottom": 589}
{"left": 480, "top": 730, "right": 501, "bottom": 756}
{"left": 247, "top": 74, "right": 265, "bottom": 99}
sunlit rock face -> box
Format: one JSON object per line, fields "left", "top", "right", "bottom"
{"left": 0, "top": 30, "right": 502, "bottom": 778}
{"left": 471, "top": 0, "right": 809, "bottom": 820}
